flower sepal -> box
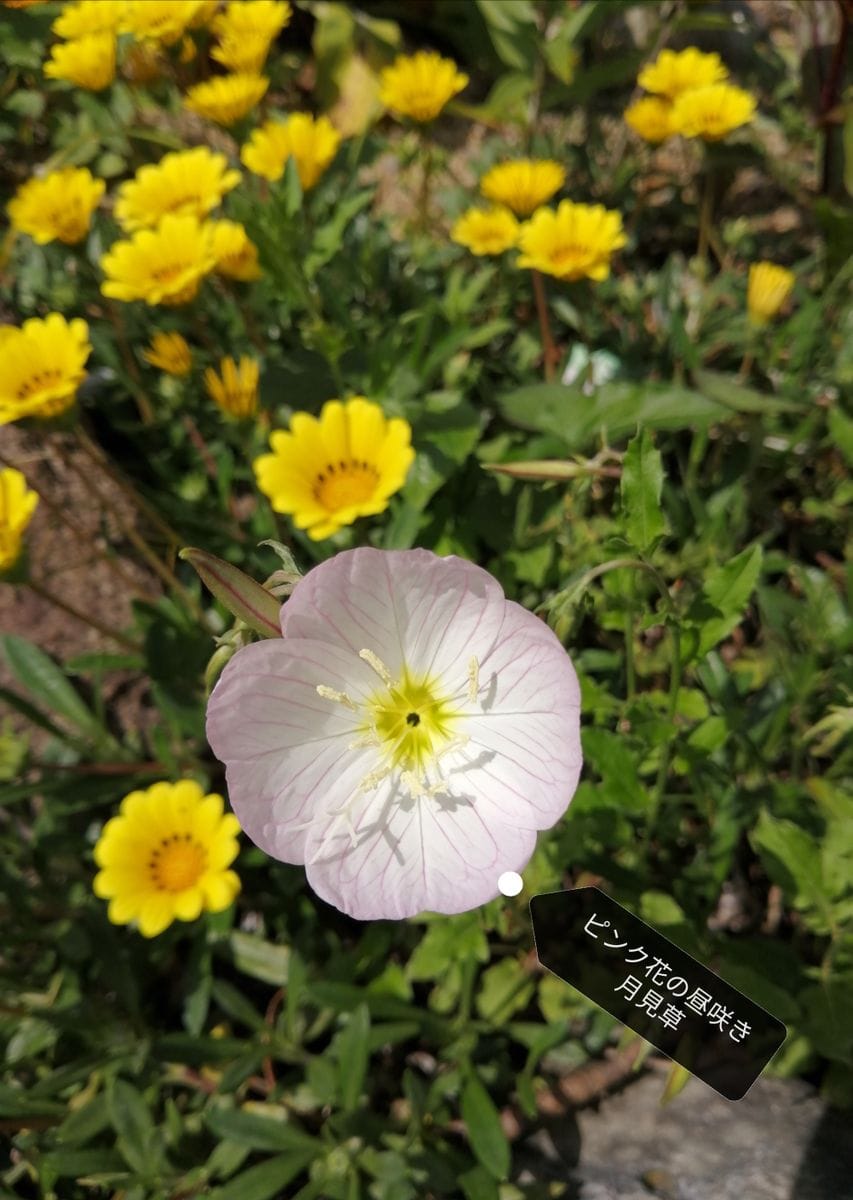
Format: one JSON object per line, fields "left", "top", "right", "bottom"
{"left": 180, "top": 546, "right": 282, "bottom": 638}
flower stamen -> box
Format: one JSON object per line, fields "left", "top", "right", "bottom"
{"left": 316, "top": 684, "right": 359, "bottom": 711}
{"left": 359, "top": 648, "right": 393, "bottom": 686}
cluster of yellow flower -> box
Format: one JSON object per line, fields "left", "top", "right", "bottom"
{"left": 624, "top": 47, "right": 756, "bottom": 143}
{"left": 42, "top": 0, "right": 212, "bottom": 91}
{"left": 452, "top": 159, "right": 626, "bottom": 284}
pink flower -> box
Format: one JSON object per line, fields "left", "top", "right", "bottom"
{"left": 206, "top": 548, "right": 582, "bottom": 920}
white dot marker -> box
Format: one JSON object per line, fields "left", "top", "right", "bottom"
{"left": 498, "top": 871, "right": 523, "bottom": 897}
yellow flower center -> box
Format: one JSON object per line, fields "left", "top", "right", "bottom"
{"left": 367, "top": 671, "right": 458, "bottom": 772}
{"left": 314, "top": 460, "right": 380, "bottom": 511}
{"left": 16, "top": 368, "right": 65, "bottom": 401}
{"left": 148, "top": 833, "right": 207, "bottom": 892}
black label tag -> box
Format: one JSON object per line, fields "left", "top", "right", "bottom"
{"left": 530, "top": 887, "right": 787, "bottom": 1101}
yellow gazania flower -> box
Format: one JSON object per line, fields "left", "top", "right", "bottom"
{"left": 451, "top": 206, "right": 519, "bottom": 256}
{"left": 142, "top": 331, "right": 193, "bottom": 375}
{"left": 517, "top": 200, "right": 627, "bottom": 283}
{"left": 93, "top": 780, "right": 241, "bottom": 938}
{"left": 241, "top": 113, "right": 341, "bottom": 188}
{"left": 7, "top": 167, "right": 105, "bottom": 245}
{"left": 638, "top": 47, "right": 728, "bottom": 99}
{"left": 114, "top": 147, "right": 241, "bottom": 233}
{"left": 672, "top": 83, "right": 756, "bottom": 141}
{"left": 121, "top": 0, "right": 204, "bottom": 45}
{"left": 184, "top": 73, "right": 269, "bottom": 126}
{"left": 624, "top": 96, "right": 677, "bottom": 143}
{"left": 211, "top": 31, "right": 273, "bottom": 73}
{"left": 43, "top": 33, "right": 116, "bottom": 91}
{"left": 253, "top": 397, "right": 415, "bottom": 540}
{"left": 480, "top": 159, "right": 566, "bottom": 218}
{"left": 747, "top": 262, "right": 795, "bottom": 326}
{"left": 52, "top": 0, "right": 127, "bottom": 38}
{"left": 212, "top": 0, "right": 291, "bottom": 43}
{"left": 0, "top": 468, "right": 39, "bottom": 575}
{"left": 210, "top": 220, "right": 262, "bottom": 281}
{"left": 0, "top": 315, "right": 91, "bottom": 426}
{"left": 100, "top": 214, "right": 218, "bottom": 306}
{"left": 204, "top": 356, "right": 260, "bottom": 418}
{"left": 379, "top": 51, "right": 468, "bottom": 124}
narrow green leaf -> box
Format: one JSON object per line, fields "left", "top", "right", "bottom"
{"left": 179, "top": 547, "right": 282, "bottom": 638}
{"left": 210, "top": 1151, "right": 315, "bottom": 1200}
{"left": 107, "top": 1079, "right": 163, "bottom": 1176}
{"left": 460, "top": 1074, "right": 511, "bottom": 1181}
{"left": 228, "top": 930, "right": 290, "bottom": 986}
{"left": 0, "top": 635, "right": 102, "bottom": 738}
{"left": 204, "top": 1105, "right": 320, "bottom": 1155}
{"left": 337, "top": 1002, "right": 370, "bottom": 1113}
{"left": 621, "top": 428, "right": 664, "bottom": 553}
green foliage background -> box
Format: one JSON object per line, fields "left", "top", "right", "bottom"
{"left": 1, "top": 1, "right": 852, "bottom": 1198}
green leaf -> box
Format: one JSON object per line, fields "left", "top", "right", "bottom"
{"left": 828, "top": 405, "right": 853, "bottom": 468}
{"left": 495, "top": 381, "right": 730, "bottom": 450}
{"left": 690, "top": 544, "right": 763, "bottom": 657}
{"left": 751, "top": 811, "right": 831, "bottom": 923}
{"left": 621, "top": 428, "right": 664, "bottom": 553}
{"left": 210, "top": 979, "right": 266, "bottom": 1031}
{"left": 39, "top": 1149, "right": 126, "bottom": 1179}
{"left": 475, "top": 956, "right": 536, "bottom": 1026}
{"left": 179, "top": 548, "right": 282, "bottom": 638}
{"left": 107, "top": 1079, "right": 165, "bottom": 1176}
{"left": 204, "top": 1105, "right": 321, "bottom": 1155}
{"left": 209, "top": 1151, "right": 316, "bottom": 1200}
{"left": 336, "top": 1002, "right": 370, "bottom": 1113}
{"left": 693, "top": 369, "right": 802, "bottom": 414}
{"left": 459, "top": 1164, "right": 500, "bottom": 1200}
{"left": 407, "top": 913, "right": 489, "bottom": 980}
{"left": 460, "top": 1074, "right": 510, "bottom": 1181}
{"left": 0, "top": 635, "right": 103, "bottom": 740}
{"left": 227, "top": 930, "right": 290, "bottom": 986}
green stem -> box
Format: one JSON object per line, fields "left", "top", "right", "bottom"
{"left": 625, "top": 570, "right": 636, "bottom": 700}
{"left": 531, "top": 269, "right": 559, "bottom": 381}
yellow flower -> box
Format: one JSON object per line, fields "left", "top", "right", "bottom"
{"left": 212, "top": 0, "right": 291, "bottom": 42}
{"left": 624, "top": 96, "right": 676, "bottom": 143}
{"left": 379, "top": 51, "right": 468, "bottom": 124}
{"left": 0, "top": 314, "right": 91, "bottom": 426}
{"left": 142, "top": 331, "right": 193, "bottom": 375}
{"left": 672, "top": 83, "right": 756, "bottom": 141}
{"left": 451, "top": 206, "right": 519, "bottom": 256}
{"left": 210, "top": 220, "right": 262, "bottom": 281}
{"left": 241, "top": 113, "right": 341, "bottom": 188}
{"left": 204, "top": 355, "right": 260, "bottom": 418}
{"left": 254, "top": 397, "right": 414, "bottom": 540}
{"left": 0, "top": 468, "right": 39, "bottom": 575}
{"left": 7, "top": 167, "right": 105, "bottom": 245}
{"left": 747, "top": 262, "right": 794, "bottom": 325}
{"left": 115, "top": 147, "right": 241, "bottom": 233}
{"left": 43, "top": 33, "right": 116, "bottom": 91}
{"left": 100, "top": 214, "right": 218, "bottom": 306}
{"left": 184, "top": 73, "right": 269, "bottom": 126}
{"left": 121, "top": 0, "right": 204, "bottom": 45}
{"left": 211, "top": 31, "right": 273, "bottom": 73}
{"left": 480, "top": 159, "right": 565, "bottom": 218}
{"left": 93, "top": 780, "right": 241, "bottom": 938}
{"left": 53, "top": 0, "right": 127, "bottom": 37}
{"left": 517, "top": 200, "right": 627, "bottom": 283}
{"left": 638, "top": 47, "right": 728, "bottom": 99}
